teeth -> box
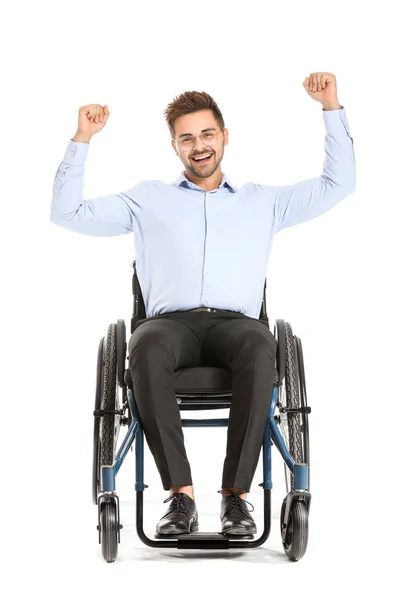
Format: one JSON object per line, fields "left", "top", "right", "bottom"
{"left": 193, "top": 154, "right": 212, "bottom": 161}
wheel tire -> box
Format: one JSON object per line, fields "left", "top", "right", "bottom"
{"left": 280, "top": 497, "right": 309, "bottom": 561}
{"left": 100, "top": 323, "right": 121, "bottom": 468}
{"left": 295, "top": 335, "right": 310, "bottom": 489}
{"left": 282, "top": 321, "right": 303, "bottom": 491}
{"left": 99, "top": 499, "right": 118, "bottom": 563}
{"left": 92, "top": 337, "right": 104, "bottom": 505}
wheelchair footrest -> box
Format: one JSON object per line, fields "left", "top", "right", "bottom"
{"left": 175, "top": 532, "right": 254, "bottom": 549}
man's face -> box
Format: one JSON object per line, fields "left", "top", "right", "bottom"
{"left": 172, "top": 109, "right": 228, "bottom": 178}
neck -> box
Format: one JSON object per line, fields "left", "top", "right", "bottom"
{"left": 184, "top": 168, "right": 223, "bottom": 192}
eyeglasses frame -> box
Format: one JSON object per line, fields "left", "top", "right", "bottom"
{"left": 172, "top": 127, "right": 225, "bottom": 151}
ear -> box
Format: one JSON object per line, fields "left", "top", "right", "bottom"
{"left": 224, "top": 128, "right": 229, "bottom": 145}
{"left": 171, "top": 139, "right": 179, "bottom": 156}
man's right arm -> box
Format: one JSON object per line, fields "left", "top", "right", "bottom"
{"left": 50, "top": 138, "right": 148, "bottom": 236}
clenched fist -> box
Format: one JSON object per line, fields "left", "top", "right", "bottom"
{"left": 75, "top": 104, "right": 111, "bottom": 140}
{"left": 302, "top": 72, "right": 340, "bottom": 108}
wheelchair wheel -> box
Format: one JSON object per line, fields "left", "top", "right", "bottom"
{"left": 280, "top": 496, "right": 308, "bottom": 561}
{"left": 99, "top": 497, "right": 118, "bottom": 563}
{"left": 276, "top": 320, "right": 309, "bottom": 493}
{"left": 295, "top": 335, "right": 310, "bottom": 487}
{"left": 100, "top": 323, "right": 122, "bottom": 467}
{"left": 92, "top": 324, "right": 122, "bottom": 504}
{"left": 92, "top": 337, "right": 104, "bottom": 505}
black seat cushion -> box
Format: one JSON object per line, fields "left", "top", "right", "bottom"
{"left": 124, "top": 365, "right": 232, "bottom": 395}
{"left": 174, "top": 366, "right": 232, "bottom": 394}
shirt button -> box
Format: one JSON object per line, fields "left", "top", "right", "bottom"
{"left": 70, "top": 151, "right": 75, "bottom": 156}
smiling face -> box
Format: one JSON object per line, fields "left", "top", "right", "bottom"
{"left": 171, "top": 109, "right": 228, "bottom": 181}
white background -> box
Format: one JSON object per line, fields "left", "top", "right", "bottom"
{"left": 1, "top": 0, "right": 399, "bottom": 596}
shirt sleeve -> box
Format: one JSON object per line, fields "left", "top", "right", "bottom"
{"left": 50, "top": 139, "right": 148, "bottom": 236}
{"left": 263, "top": 106, "right": 356, "bottom": 233}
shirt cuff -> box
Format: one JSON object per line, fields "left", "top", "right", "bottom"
{"left": 62, "top": 139, "right": 90, "bottom": 166}
{"left": 322, "top": 105, "right": 351, "bottom": 137}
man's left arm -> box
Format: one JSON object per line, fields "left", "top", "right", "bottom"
{"left": 270, "top": 72, "right": 356, "bottom": 233}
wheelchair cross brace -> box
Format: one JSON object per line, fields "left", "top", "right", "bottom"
{"left": 97, "top": 384, "right": 311, "bottom": 549}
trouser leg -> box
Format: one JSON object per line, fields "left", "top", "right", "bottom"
{"left": 201, "top": 314, "right": 277, "bottom": 492}
{"left": 128, "top": 315, "right": 201, "bottom": 490}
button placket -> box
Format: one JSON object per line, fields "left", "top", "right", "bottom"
{"left": 205, "top": 191, "right": 211, "bottom": 276}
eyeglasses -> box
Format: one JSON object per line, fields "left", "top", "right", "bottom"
{"left": 173, "top": 127, "right": 224, "bottom": 150}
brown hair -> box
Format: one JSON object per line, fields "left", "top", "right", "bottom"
{"left": 163, "top": 91, "right": 225, "bottom": 140}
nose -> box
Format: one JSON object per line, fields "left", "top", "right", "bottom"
{"left": 192, "top": 135, "right": 208, "bottom": 152}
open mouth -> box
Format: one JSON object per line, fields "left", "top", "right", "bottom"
{"left": 191, "top": 153, "right": 213, "bottom": 165}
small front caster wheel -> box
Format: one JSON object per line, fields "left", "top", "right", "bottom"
{"left": 99, "top": 498, "right": 119, "bottom": 563}
{"left": 280, "top": 497, "right": 309, "bottom": 561}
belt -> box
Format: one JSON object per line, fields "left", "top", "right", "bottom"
{"left": 157, "top": 307, "right": 242, "bottom": 317}
{"left": 187, "top": 307, "right": 219, "bottom": 312}
{"left": 187, "top": 307, "right": 241, "bottom": 313}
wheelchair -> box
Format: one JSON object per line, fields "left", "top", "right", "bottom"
{"left": 92, "top": 259, "right": 312, "bottom": 563}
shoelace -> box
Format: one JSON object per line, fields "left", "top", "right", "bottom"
{"left": 163, "top": 492, "right": 190, "bottom": 515}
{"left": 218, "top": 490, "right": 255, "bottom": 516}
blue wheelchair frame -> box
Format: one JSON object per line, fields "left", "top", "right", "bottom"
{"left": 99, "top": 367, "right": 310, "bottom": 550}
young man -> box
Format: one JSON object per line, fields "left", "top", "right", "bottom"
{"left": 50, "top": 72, "right": 355, "bottom": 537}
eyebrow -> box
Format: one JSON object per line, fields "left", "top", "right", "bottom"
{"left": 177, "top": 127, "right": 216, "bottom": 139}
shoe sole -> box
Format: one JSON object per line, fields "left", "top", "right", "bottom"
{"left": 221, "top": 525, "right": 257, "bottom": 536}
{"left": 155, "top": 520, "right": 199, "bottom": 538}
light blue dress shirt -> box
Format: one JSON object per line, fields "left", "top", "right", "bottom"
{"left": 50, "top": 107, "right": 355, "bottom": 319}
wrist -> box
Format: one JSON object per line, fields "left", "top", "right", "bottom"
{"left": 72, "top": 132, "right": 92, "bottom": 143}
{"left": 322, "top": 101, "right": 342, "bottom": 111}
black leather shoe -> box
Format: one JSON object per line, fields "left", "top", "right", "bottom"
{"left": 219, "top": 490, "right": 257, "bottom": 536}
{"left": 154, "top": 492, "right": 199, "bottom": 538}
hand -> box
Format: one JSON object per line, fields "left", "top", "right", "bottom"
{"left": 75, "top": 104, "right": 111, "bottom": 138}
{"left": 302, "top": 72, "right": 339, "bottom": 106}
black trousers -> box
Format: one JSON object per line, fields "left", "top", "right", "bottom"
{"left": 127, "top": 309, "right": 278, "bottom": 493}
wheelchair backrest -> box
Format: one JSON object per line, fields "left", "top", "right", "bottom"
{"left": 130, "top": 259, "right": 269, "bottom": 334}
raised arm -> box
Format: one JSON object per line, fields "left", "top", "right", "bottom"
{"left": 270, "top": 105, "right": 355, "bottom": 233}
{"left": 50, "top": 138, "right": 148, "bottom": 236}
{"left": 50, "top": 103, "right": 148, "bottom": 236}
{"left": 263, "top": 73, "right": 356, "bottom": 233}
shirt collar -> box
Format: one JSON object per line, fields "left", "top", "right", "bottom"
{"left": 172, "top": 170, "right": 237, "bottom": 192}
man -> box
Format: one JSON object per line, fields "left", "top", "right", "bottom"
{"left": 50, "top": 72, "right": 356, "bottom": 538}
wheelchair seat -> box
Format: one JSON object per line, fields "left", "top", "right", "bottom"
{"left": 125, "top": 365, "right": 233, "bottom": 409}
